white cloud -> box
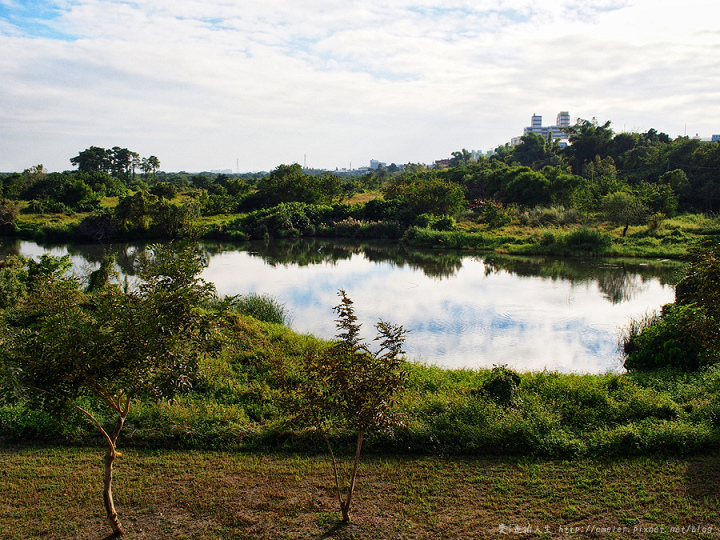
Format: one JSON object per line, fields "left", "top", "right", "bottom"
{"left": 1, "top": 0, "right": 719, "bottom": 171}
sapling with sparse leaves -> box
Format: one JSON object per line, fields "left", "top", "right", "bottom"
{"left": 278, "top": 289, "right": 408, "bottom": 523}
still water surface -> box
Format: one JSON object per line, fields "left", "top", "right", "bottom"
{"left": 2, "top": 238, "right": 681, "bottom": 374}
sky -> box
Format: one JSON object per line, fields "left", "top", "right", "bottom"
{"left": 1, "top": 0, "right": 719, "bottom": 173}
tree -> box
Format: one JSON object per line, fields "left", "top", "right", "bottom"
{"left": 130, "top": 152, "right": 141, "bottom": 182}
{"left": 505, "top": 170, "right": 552, "bottom": 206}
{"left": 110, "top": 147, "right": 133, "bottom": 180}
{"left": 512, "top": 133, "right": 548, "bottom": 168}
{"left": 149, "top": 181, "right": 178, "bottom": 200}
{"left": 0, "top": 199, "right": 20, "bottom": 233}
{"left": 563, "top": 118, "right": 614, "bottom": 175}
{"left": 147, "top": 155, "right": 161, "bottom": 180}
{"left": 0, "top": 240, "right": 215, "bottom": 536}
{"left": 382, "top": 175, "right": 466, "bottom": 217}
{"left": 255, "top": 164, "right": 342, "bottom": 207}
{"left": 114, "top": 191, "right": 156, "bottom": 232}
{"left": 600, "top": 191, "right": 649, "bottom": 236}
{"left": 450, "top": 148, "right": 473, "bottom": 167}
{"left": 151, "top": 200, "right": 200, "bottom": 237}
{"left": 278, "top": 290, "right": 407, "bottom": 523}
{"left": 71, "top": 147, "right": 111, "bottom": 173}
{"left": 22, "top": 164, "right": 48, "bottom": 184}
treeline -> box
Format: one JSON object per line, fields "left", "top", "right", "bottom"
{"left": 2, "top": 119, "right": 720, "bottom": 242}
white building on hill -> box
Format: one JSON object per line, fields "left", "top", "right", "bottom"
{"left": 511, "top": 112, "right": 571, "bottom": 147}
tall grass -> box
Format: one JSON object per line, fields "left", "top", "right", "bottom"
{"left": 2, "top": 312, "right": 719, "bottom": 458}
{"left": 222, "top": 293, "right": 293, "bottom": 326}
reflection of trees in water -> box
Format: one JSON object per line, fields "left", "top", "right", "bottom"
{"left": 0, "top": 238, "right": 21, "bottom": 260}
{"left": 482, "top": 255, "right": 683, "bottom": 304}
{"left": 3, "top": 238, "right": 684, "bottom": 299}
{"left": 203, "top": 238, "right": 465, "bottom": 279}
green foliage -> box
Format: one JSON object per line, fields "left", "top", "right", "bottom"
{"left": 506, "top": 170, "right": 552, "bottom": 206}
{"left": 151, "top": 200, "right": 200, "bottom": 237}
{"left": 254, "top": 164, "right": 343, "bottom": 208}
{"left": 560, "top": 227, "right": 612, "bottom": 253}
{"left": 382, "top": 175, "right": 466, "bottom": 217}
{"left": 2, "top": 241, "right": 215, "bottom": 411}
{"left": 231, "top": 202, "right": 333, "bottom": 238}
{"left": 222, "top": 202, "right": 399, "bottom": 240}
{"left": 676, "top": 239, "right": 720, "bottom": 317}
{"left": 601, "top": 191, "right": 649, "bottom": 235}
{"left": 114, "top": 191, "right": 156, "bottom": 232}
{"left": 563, "top": 118, "right": 615, "bottom": 175}
{"left": 221, "top": 293, "right": 292, "bottom": 326}
{"left": 517, "top": 205, "right": 581, "bottom": 227}
{"left": 20, "top": 173, "right": 101, "bottom": 213}
{"left": 149, "top": 181, "right": 178, "bottom": 200}
{"left": 624, "top": 240, "right": 720, "bottom": 371}
{"left": 480, "top": 365, "right": 521, "bottom": 406}
{"left": 478, "top": 199, "right": 513, "bottom": 228}
{"left": 0, "top": 199, "right": 20, "bottom": 233}
{"left": 413, "top": 213, "right": 457, "bottom": 231}
{"left": 277, "top": 290, "right": 407, "bottom": 521}
{"left": 623, "top": 305, "right": 708, "bottom": 372}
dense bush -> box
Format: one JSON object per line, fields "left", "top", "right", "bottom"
{"left": 623, "top": 305, "right": 707, "bottom": 371}
{"left": 382, "top": 175, "right": 466, "bottom": 217}
{"left": 0, "top": 199, "right": 20, "bottom": 233}
{"left": 560, "top": 227, "right": 613, "bottom": 253}
{"left": 624, "top": 240, "right": 720, "bottom": 371}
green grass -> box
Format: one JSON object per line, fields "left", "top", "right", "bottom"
{"left": 406, "top": 212, "right": 720, "bottom": 258}
{"left": 1, "top": 446, "right": 718, "bottom": 539}
{"left": 9, "top": 198, "right": 718, "bottom": 258}
{"left": 2, "top": 314, "right": 719, "bottom": 458}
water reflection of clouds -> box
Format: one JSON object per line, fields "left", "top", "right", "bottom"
{"left": 201, "top": 251, "right": 674, "bottom": 374}
{"left": 12, "top": 242, "right": 674, "bottom": 374}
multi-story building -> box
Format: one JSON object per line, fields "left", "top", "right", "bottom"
{"left": 511, "top": 112, "right": 571, "bottom": 147}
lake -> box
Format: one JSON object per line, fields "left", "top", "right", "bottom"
{"left": 0, "top": 237, "right": 681, "bottom": 374}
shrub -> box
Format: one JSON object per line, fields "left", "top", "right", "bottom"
{"left": 624, "top": 240, "right": 720, "bottom": 371}
{"left": 561, "top": 227, "right": 612, "bottom": 253}
{"left": 0, "top": 199, "right": 19, "bottom": 233}
{"left": 518, "top": 205, "right": 582, "bottom": 227}
{"left": 623, "top": 304, "right": 708, "bottom": 371}
{"left": 480, "top": 365, "right": 521, "bottom": 406}
{"left": 480, "top": 199, "right": 513, "bottom": 228}
{"left": 224, "top": 293, "right": 292, "bottom": 326}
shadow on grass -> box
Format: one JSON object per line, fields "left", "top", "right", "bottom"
{"left": 319, "top": 520, "right": 361, "bottom": 539}
{"left": 684, "top": 455, "right": 720, "bottom": 502}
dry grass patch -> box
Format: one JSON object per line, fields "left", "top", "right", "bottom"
{"left": 1, "top": 446, "right": 719, "bottom": 539}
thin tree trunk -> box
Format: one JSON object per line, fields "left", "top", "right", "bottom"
{"left": 104, "top": 411, "right": 127, "bottom": 535}
{"left": 320, "top": 429, "right": 344, "bottom": 511}
{"left": 103, "top": 444, "right": 124, "bottom": 536}
{"left": 341, "top": 430, "right": 365, "bottom": 523}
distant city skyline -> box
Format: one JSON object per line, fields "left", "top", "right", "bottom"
{"left": 1, "top": 1, "right": 719, "bottom": 173}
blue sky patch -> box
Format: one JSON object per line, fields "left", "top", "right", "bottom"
{"left": 0, "top": 0, "right": 75, "bottom": 40}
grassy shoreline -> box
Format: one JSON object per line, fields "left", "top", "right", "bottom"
{"left": 1, "top": 445, "right": 718, "bottom": 539}
{"left": 6, "top": 207, "right": 719, "bottom": 259}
